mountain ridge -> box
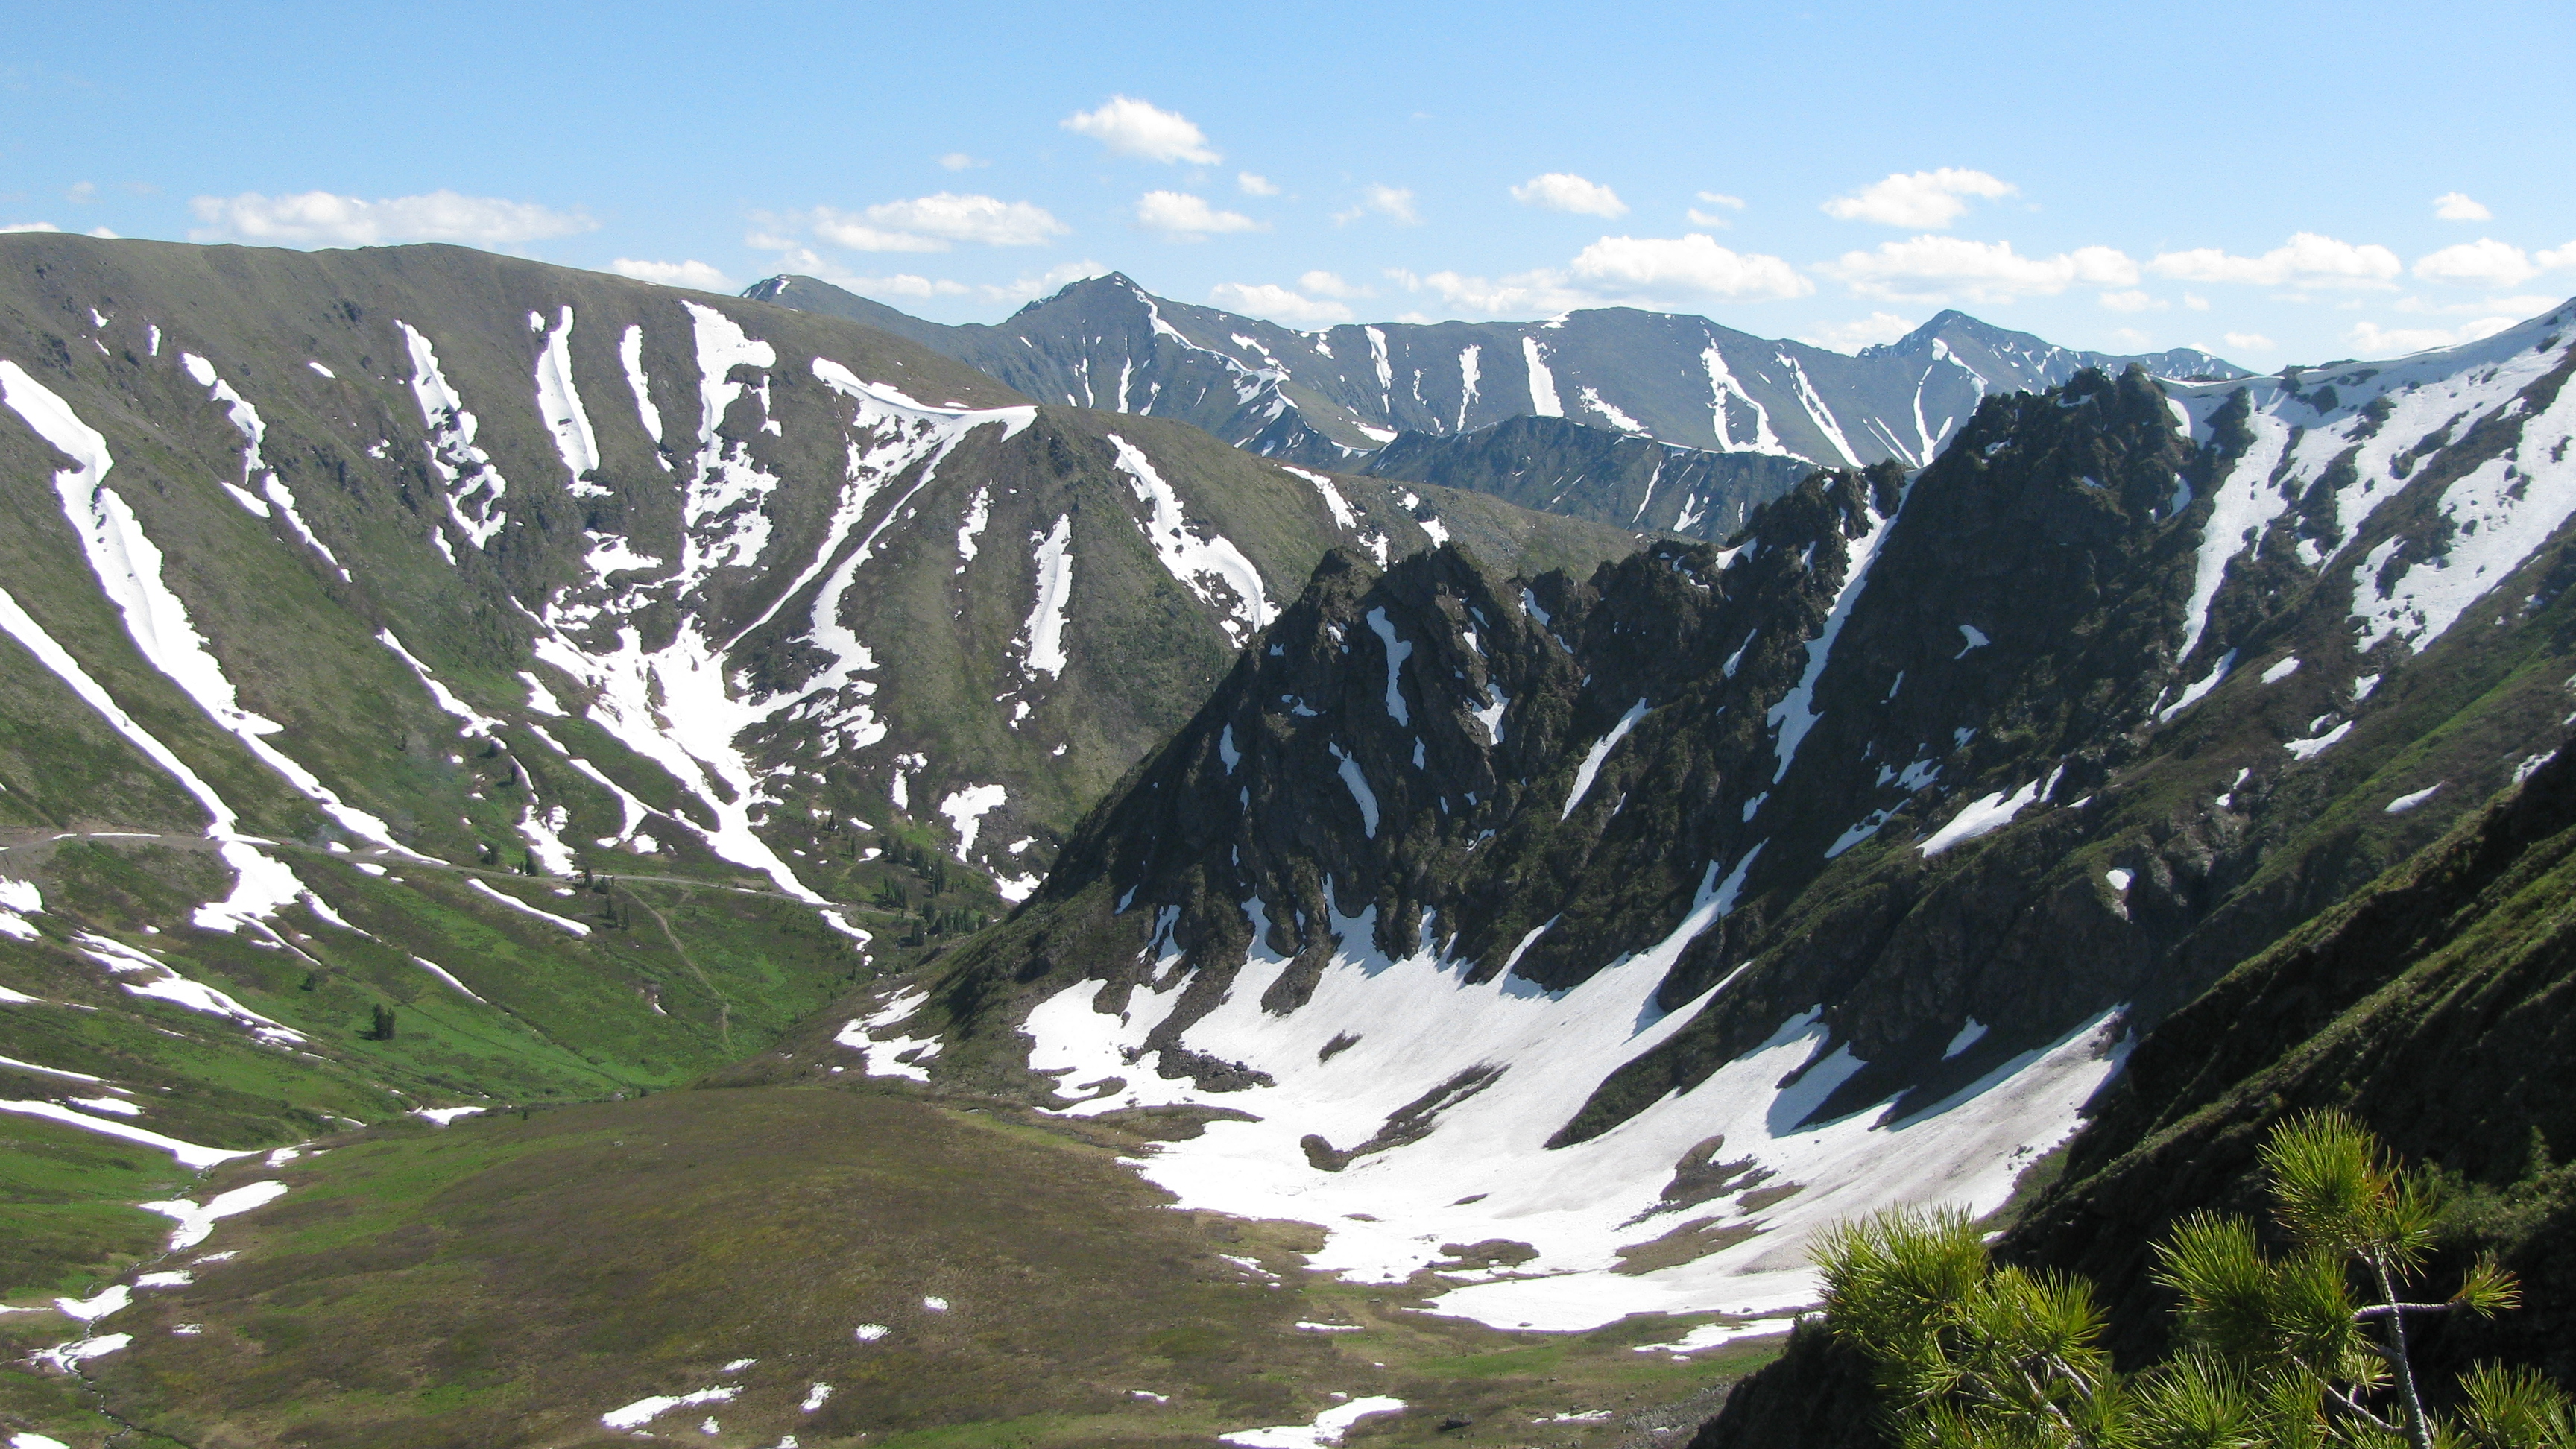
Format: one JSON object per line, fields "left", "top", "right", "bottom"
{"left": 745, "top": 271, "right": 2252, "bottom": 474}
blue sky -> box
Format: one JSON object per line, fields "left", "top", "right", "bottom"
{"left": 6, "top": 0, "right": 2572, "bottom": 366}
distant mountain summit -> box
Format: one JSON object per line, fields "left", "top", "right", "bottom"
{"left": 745, "top": 274, "right": 2250, "bottom": 473}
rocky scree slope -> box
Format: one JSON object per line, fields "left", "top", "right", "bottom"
{"left": 824, "top": 303, "right": 2576, "bottom": 1339}
{"left": 749, "top": 272, "right": 2247, "bottom": 470}
{"left": 0, "top": 233, "right": 1630, "bottom": 1306}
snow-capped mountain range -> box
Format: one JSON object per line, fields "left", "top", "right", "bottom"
{"left": 747, "top": 271, "right": 2249, "bottom": 471}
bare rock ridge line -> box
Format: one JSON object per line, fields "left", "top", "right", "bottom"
{"left": 747, "top": 271, "right": 2256, "bottom": 490}
{"left": 871, "top": 299, "right": 2576, "bottom": 1341}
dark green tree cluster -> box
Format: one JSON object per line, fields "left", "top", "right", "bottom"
{"left": 1817, "top": 1112, "right": 2572, "bottom": 1449}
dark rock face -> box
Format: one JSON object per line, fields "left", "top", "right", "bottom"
{"left": 944, "top": 332, "right": 2576, "bottom": 1165}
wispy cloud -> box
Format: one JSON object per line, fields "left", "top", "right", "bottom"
{"left": 609, "top": 258, "right": 731, "bottom": 290}
{"left": 1509, "top": 172, "right": 1627, "bottom": 218}
{"left": 1333, "top": 184, "right": 1418, "bottom": 226}
{"left": 1136, "top": 191, "right": 1263, "bottom": 240}
{"left": 1798, "top": 312, "right": 1918, "bottom": 353}
{"left": 2349, "top": 316, "right": 2517, "bottom": 356}
{"left": 2146, "top": 233, "right": 2400, "bottom": 290}
{"left": 186, "top": 189, "right": 595, "bottom": 246}
{"left": 807, "top": 192, "right": 1068, "bottom": 251}
{"left": 1821, "top": 236, "right": 2134, "bottom": 303}
{"left": 1237, "top": 172, "right": 1280, "bottom": 197}
{"left": 1822, "top": 168, "right": 2015, "bottom": 229}
{"left": 1209, "top": 281, "right": 1352, "bottom": 327}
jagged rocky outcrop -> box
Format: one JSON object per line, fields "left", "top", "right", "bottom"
{"left": 750, "top": 273, "right": 2250, "bottom": 470}
{"left": 883, "top": 303, "right": 2576, "bottom": 1335}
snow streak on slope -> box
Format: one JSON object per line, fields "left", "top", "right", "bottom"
{"left": 1562, "top": 699, "right": 1648, "bottom": 820}
{"left": 1023, "top": 865, "right": 2126, "bottom": 1330}
{"left": 618, "top": 323, "right": 668, "bottom": 461}
{"left": 1016, "top": 514, "right": 1076, "bottom": 681}
{"left": 1522, "top": 338, "right": 1564, "bottom": 418}
{"left": 534, "top": 305, "right": 604, "bottom": 491}
{"left": 397, "top": 322, "right": 511, "bottom": 550}
{"left": 1, "top": 362, "right": 405, "bottom": 853}
{"left": 177, "top": 353, "right": 343, "bottom": 575}
{"left": 1766, "top": 484, "right": 1904, "bottom": 783}
{"left": 1700, "top": 346, "right": 1784, "bottom": 456}
{"left": 521, "top": 317, "right": 1035, "bottom": 895}
{"left": 1105, "top": 432, "right": 1273, "bottom": 645}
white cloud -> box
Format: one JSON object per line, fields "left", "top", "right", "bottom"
{"left": 1, "top": 221, "right": 61, "bottom": 234}
{"left": 2434, "top": 192, "right": 2492, "bottom": 222}
{"left": 2146, "top": 233, "right": 2401, "bottom": 290}
{"left": 860, "top": 273, "right": 975, "bottom": 299}
{"left": 610, "top": 258, "right": 731, "bottom": 290}
{"left": 2223, "top": 332, "right": 2276, "bottom": 353}
{"left": 2397, "top": 293, "right": 2560, "bottom": 318}
{"left": 979, "top": 259, "right": 1108, "bottom": 306}
{"left": 1799, "top": 312, "right": 1918, "bottom": 353}
{"left": 937, "top": 152, "right": 985, "bottom": 171}
{"left": 1237, "top": 172, "right": 1280, "bottom": 197}
{"left": 1821, "top": 236, "right": 2135, "bottom": 303}
{"left": 186, "top": 189, "right": 596, "bottom": 246}
{"left": 1510, "top": 172, "right": 1626, "bottom": 218}
{"left": 1209, "top": 282, "right": 1354, "bottom": 327}
{"left": 1568, "top": 233, "right": 1811, "bottom": 300}
{"left": 739, "top": 235, "right": 973, "bottom": 297}
{"left": 808, "top": 218, "right": 945, "bottom": 253}
{"left": 1821, "top": 168, "right": 2015, "bottom": 229}
{"left": 812, "top": 192, "right": 1067, "bottom": 252}
{"left": 1061, "top": 95, "right": 1219, "bottom": 164}
{"left": 1687, "top": 190, "right": 1746, "bottom": 227}
{"left": 2184, "top": 294, "right": 2211, "bottom": 311}
{"left": 2349, "top": 317, "right": 2517, "bottom": 356}
{"left": 1136, "top": 191, "right": 1263, "bottom": 240}
{"left": 1299, "top": 270, "right": 1368, "bottom": 299}
{"left": 2541, "top": 241, "right": 2576, "bottom": 271}
{"left": 1333, "top": 185, "right": 1418, "bottom": 226}
{"left": 1395, "top": 267, "right": 1594, "bottom": 318}
{"left": 2412, "top": 238, "right": 2538, "bottom": 288}
{"left": 66, "top": 181, "right": 96, "bottom": 204}
{"left": 2099, "top": 289, "right": 2165, "bottom": 312}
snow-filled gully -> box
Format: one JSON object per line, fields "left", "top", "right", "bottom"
{"left": 1020, "top": 868, "right": 2124, "bottom": 1333}
{"left": 522, "top": 318, "right": 1034, "bottom": 898}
